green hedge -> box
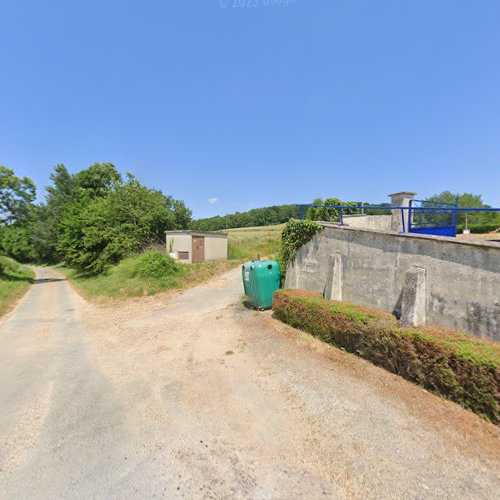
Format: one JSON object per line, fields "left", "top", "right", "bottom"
{"left": 457, "top": 223, "right": 500, "bottom": 234}
{"left": 272, "top": 289, "right": 500, "bottom": 423}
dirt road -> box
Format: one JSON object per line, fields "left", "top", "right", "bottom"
{"left": 0, "top": 267, "right": 499, "bottom": 499}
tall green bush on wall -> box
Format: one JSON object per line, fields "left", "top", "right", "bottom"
{"left": 279, "top": 219, "right": 324, "bottom": 276}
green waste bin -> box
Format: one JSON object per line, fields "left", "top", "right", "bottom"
{"left": 242, "top": 259, "right": 281, "bottom": 310}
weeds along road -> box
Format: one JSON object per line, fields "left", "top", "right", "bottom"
{"left": 0, "top": 267, "right": 499, "bottom": 499}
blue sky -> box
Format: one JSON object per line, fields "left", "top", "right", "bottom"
{"left": 1, "top": 0, "right": 499, "bottom": 218}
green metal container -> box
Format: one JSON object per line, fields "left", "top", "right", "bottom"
{"left": 242, "top": 261, "right": 253, "bottom": 297}
{"left": 242, "top": 260, "right": 281, "bottom": 310}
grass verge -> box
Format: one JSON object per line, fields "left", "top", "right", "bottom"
{"left": 0, "top": 256, "right": 34, "bottom": 317}
{"left": 272, "top": 289, "right": 500, "bottom": 424}
{"left": 60, "top": 251, "right": 238, "bottom": 300}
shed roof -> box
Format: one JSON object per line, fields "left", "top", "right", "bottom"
{"left": 164, "top": 230, "right": 228, "bottom": 238}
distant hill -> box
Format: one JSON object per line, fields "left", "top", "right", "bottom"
{"left": 190, "top": 199, "right": 393, "bottom": 231}
{"left": 190, "top": 205, "right": 300, "bottom": 231}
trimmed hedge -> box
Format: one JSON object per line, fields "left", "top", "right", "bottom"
{"left": 272, "top": 289, "right": 500, "bottom": 423}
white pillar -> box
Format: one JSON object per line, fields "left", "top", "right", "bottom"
{"left": 389, "top": 192, "right": 416, "bottom": 233}
{"left": 400, "top": 267, "right": 427, "bottom": 327}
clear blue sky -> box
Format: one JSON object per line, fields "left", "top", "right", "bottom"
{"left": 1, "top": 0, "right": 499, "bottom": 218}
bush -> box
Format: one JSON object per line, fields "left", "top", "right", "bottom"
{"left": 279, "top": 219, "right": 324, "bottom": 276}
{"left": 273, "top": 289, "right": 500, "bottom": 423}
{"left": 124, "top": 252, "right": 181, "bottom": 279}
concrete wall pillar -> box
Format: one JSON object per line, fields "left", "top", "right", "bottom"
{"left": 324, "top": 253, "right": 342, "bottom": 301}
{"left": 400, "top": 267, "right": 427, "bottom": 327}
{"left": 389, "top": 192, "right": 416, "bottom": 233}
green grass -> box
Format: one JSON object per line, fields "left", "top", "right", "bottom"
{"left": 61, "top": 224, "right": 285, "bottom": 300}
{"left": 0, "top": 256, "right": 34, "bottom": 316}
{"left": 226, "top": 223, "right": 284, "bottom": 261}
{"left": 273, "top": 289, "right": 500, "bottom": 423}
{"left": 60, "top": 251, "right": 237, "bottom": 300}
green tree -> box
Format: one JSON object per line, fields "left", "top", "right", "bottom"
{"left": 425, "top": 191, "right": 492, "bottom": 226}
{"left": 0, "top": 167, "right": 37, "bottom": 263}
{"left": 31, "top": 164, "right": 76, "bottom": 262}
{"left": 0, "top": 166, "right": 36, "bottom": 224}
{"left": 74, "top": 163, "right": 122, "bottom": 199}
{"left": 306, "top": 198, "right": 358, "bottom": 222}
{"left": 0, "top": 225, "right": 35, "bottom": 262}
{"left": 58, "top": 175, "right": 191, "bottom": 273}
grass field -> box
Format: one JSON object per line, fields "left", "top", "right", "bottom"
{"left": 226, "top": 223, "right": 284, "bottom": 261}
{"left": 0, "top": 256, "right": 34, "bottom": 316}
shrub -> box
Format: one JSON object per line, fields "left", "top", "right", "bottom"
{"left": 279, "top": 219, "right": 324, "bottom": 276}
{"left": 273, "top": 289, "right": 500, "bottom": 423}
{"left": 124, "top": 252, "right": 181, "bottom": 279}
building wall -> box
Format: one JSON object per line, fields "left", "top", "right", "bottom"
{"left": 285, "top": 224, "right": 500, "bottom": 340}
{"left": 205, "top": 235, "right": 228, "bottom": 261}
{"left": 343, "top": 214, "right": 392, "bottom": 231}
{"left": 166, "top": 233, "right": 228, "bottom": 263}
{"left": 166, "top": 233, "right": 193, "bottom": 263}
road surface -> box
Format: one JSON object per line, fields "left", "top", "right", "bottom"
{"left": 0, "top": 267, "right": 499, "bottom": 499}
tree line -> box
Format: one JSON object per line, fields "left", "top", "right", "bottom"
{"left": 190, "top": 197, "right": 390, "bottom": 231}
{"left": 191, "top": 192, "right": 498, "bottom": 232}
{"left": 0, "top": 164, "right": 191, "bottom": 274}
{"left": 2, "top": 163, "right": 497, "bottom": 275}
{"left": 189, "top": 205, "right": 301, "bottom": 231}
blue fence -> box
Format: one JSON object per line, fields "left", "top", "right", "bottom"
{"left": 408, "top": 199, "right": 458, "bottom": 237}
{"left": 297, "top": 204, "right": 500, "bottom": 237}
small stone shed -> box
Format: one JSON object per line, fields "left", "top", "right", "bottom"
{"left": 165, "top": 230, "right": 228, "bottom": 264}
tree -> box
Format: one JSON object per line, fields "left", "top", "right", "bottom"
{"left": 425, "top": 191, "right": 491, "bottom": 226}
{"left": 74, "top": 163, "right": 122, "bottom": 199}
{"left": 305, "top": 197, "right": 358, "bottom": 222}
{"left": 0, "top": 167, "right": 36, "bottom": 263}
{"left": 0, "top": 225, "right": 35, "bottom": 262}
{"left": 31, "top": 164, "right": 76, "bottom": 262}
{"left": 58, "top": 175, "right": 191, "bottom": 273}
{"left": 0, "top": 166, "right": 36, "bottom": 224}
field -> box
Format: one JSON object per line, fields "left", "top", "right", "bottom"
{"left": 0, "top": 256, "right": 35, "bottom": 316}
{"left": 226, "top": 223, "right": 284, "bottom": 261}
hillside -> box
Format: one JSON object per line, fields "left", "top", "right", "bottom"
{"left": 190, "top": 205, "right": 299, "bottom": 231}
{"left": 226, "top": 224, "right": 284, "bottom": 261}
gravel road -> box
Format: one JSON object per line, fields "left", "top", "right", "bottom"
{"left": 0, "top": 267, "right": 499, "bottom": 499}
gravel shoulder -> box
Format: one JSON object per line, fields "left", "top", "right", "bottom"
{"left": 0, "top": 267, "right": 499, "bottom": 499}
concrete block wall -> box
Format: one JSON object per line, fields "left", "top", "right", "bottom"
{"left": 343, "top": 214, "right": 392, "bottom": 231}
{"left": 285, "top": 224, "right": 500, "bottom": 340}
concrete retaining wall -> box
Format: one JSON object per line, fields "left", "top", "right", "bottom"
{"left": 343, "top": 214, "right": 392, "bottom": 231}
{"left": 285, "top": 224, "right": 500, "bottom": 340}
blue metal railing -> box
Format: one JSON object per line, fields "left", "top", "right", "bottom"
{"left": 296, "top": 204, "right": 500, "bottom": 237}
{"left": 408, "top": 198, "right": 458, "bottom": 237}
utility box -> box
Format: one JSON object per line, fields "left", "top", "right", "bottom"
{"left": 242, "top": 260, "right": 281, "bottom": 310}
